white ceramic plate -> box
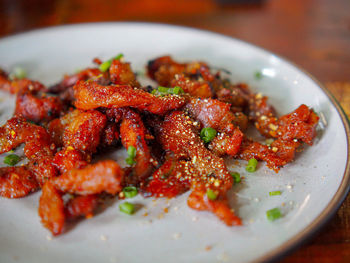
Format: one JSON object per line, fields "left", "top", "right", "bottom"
{"left": 0, "top": 23, "right": 349, "bottom": 263}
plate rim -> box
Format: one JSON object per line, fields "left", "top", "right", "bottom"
{"left": 0, "top": 22, "right": 349, "bottom": 263}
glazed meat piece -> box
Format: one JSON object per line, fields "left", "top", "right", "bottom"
{"left": 185, "top": 98, "right": 244, "bottom": 156}
{"left": 14, "top": 92, "right": 63, "bottom": 123}
{"left": 147, "top": 55, "right": 214, "bottom": 85}
{"left": 276, "top": 104, "right": 319, "bottom": 145}
{"left": 38, "top": 181, "right": 65, "bottom": 236}
{"left": 187, "top": 188, "right": 241, "bottom": 226}
{"left": 0, "top": 71, "right": 47, "bottom": 94}
{"left": 52, "top": 160, "right": 124, "bottom": 195}
{"left": 73, "top": 81, "right": 186, "bottom": 115}
{"left": 145, "top": 158, "right": 191, "bottom": 198}
{"left": 65, "top": 194, "right": 99, "bottom": 220}
{"left": 120, "top": 108, "right": 154, "bottom": 180}
{"left": 109, "top": 59, "right": 140, "bottom": 87}
{"left": 0, "top": 167, "right": 39, "bottom": 198}
{"left": 28, "top": 156, "right": 58, "bottom": 186}
{"left": 0, "top": 117, "right": 55, "bottom": 158}
{"left": 170, "top": 74, "right": 213, "bottom": 98}
{"left": 237, "top": 137, "right": 300, "bottom": 172}
{"left": 52, "top": 147, "right": 88, "bottom": 174}
{"left": 156, "top": 111, "right": 233, "bottom": 191}
{"left": 100, "top": 122, "right": 120, "bottom": 148}
{"left": 48, "top": 109, "right": 106, "bottom": 153}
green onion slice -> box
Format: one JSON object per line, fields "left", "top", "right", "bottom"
{"left": 269, "top": 190, "right": 281, "bottom": 196}
{"left": 10, "top": 67, "right": 27, "bottom": 80}
{"left": 119, "top": 202, "right": 135, "bottom": 215}
{"left": 4, "top": 154, "right": 20, "bottom": 166}
{"left": 231, "top": 172, "right": 241, "bottom": 183}
{"left": 246, "top": 158, "right": 258, "bottom": 172}
{"left": 125, "top": 145, "right": 136, "bottom": 166}
{"left": 123, "top": 186, "right": 138, "bottom": 198}
{"left": 206, "top": 189, "right": 217, "bottom": 201}
{"left": 152, "top": 86, "right": 184, "bottom": 96}
{"left": 266, "top": 207, "right": 282, "bottom": 221}
{"left": 200, "top": 127, "right": 217, "bottom": 143}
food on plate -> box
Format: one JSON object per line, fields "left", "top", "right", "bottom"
{"left": 0, "top": 54, "right": 319, "bottom": 235}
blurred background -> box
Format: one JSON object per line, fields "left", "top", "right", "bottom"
{"left": 0, "top": 0, "right": 349, "bottom": 262}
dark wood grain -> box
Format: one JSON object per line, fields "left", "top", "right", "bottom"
{"left": 0, "top": 0, "right": 349, "bottom": 261}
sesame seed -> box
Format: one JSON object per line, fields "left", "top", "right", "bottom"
{"left": 100, "top": 235, "right": 108, "bottom": 241}
{"left": 172, "top": 233, "right": 181, "bottom": 240}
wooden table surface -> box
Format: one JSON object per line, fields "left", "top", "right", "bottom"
{"left": 0, "top": 0, "right": 349, "bottom": 262}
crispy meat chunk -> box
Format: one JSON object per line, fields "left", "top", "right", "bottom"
{"left": 28, "top": 156, "right": 58, "bottom": 186}
{"left": 187, "top": 188, "right": 241, "bottom": 226}
{"left": 156, "top": 111, "right": 233, "bottom": 191}
{"left": 39, "top": 181, "right": 65, "bottom": 236}
{"left": 120, "top": 108, "right": 153, "bottom": 180}
{"left": 109, "top": 59, "right": 140, "bottom": 87}
{"left": 171, "top": 74, "right": 213, "bottom": 98}
{"left": 0, "top": 73, "right": 47, "bottom": 94}
{"left": 52, "top": 147, "right": 88, "bottom": 174}
{"left": 73, "top": 81, "right": 186, "bottom": 115}
{"left": 145, "top": 158, "right": 191, "bottom": 198}
{"left": 186, "top": 98, "right": 244, "bottom": 156}
{"left": 237, "top": 137, "right": 300, "bottom": 172}
{"left": 0, "top": 117, "right": 55, "bottom": 158}
{"left": 52, "top": 160, "right": 124, "bottom": 195}
{"left": 0, "top": 167, "right": 39, "bottom": 198}
{"left": 48, "top": 109, "right": 106, "bottom": 153}
{"left": 14, "top": 92, "right": 63, "bottom": 123}
{"left": 65, "top": 194, "right": 99, "bottom": 220}
{"left": 276, "top": 104, "right": 319, "bottom": 145}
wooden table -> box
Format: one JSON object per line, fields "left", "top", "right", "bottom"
{"left": 1, "top": 0, "right": 349, "bottom": 261}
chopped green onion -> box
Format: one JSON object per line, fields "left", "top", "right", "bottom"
{"left": 266, "top": 207, "right": 282, "bottom": 221}
{"left": 123, "top": 186, "right": 138, "bottom": 198}
{"left": 119, "top": 202, "right": 135, "bottom": 215}
{"left": 152, "top": 86, "right": 184, "bottom": 96}
{"left": 99, "top": 53, "right": 124, "bottom": 72}
{"left": 10, "top": 67, "right": 27, "bottom": 80}
{"left": 172, "top": 86, "right": 183, "bottom": 95}
{"left": 200, "top": 127, "right": 217, "bottom": 143}
{"left": 246, "top": 158, "right": 258, "bottom": 172}
{"left": 4, "top": 154, "right": 20, "bottom": 166}
{"left": 269, "top": 190, "right": 282, "bottom": 196}
{"left": 254, "top": 71, "right": 263, "bottom": 80}
{"left": 125, "top": 145, "right": 136, "bottom": 165}
{"left": 206, "top": 189, "right": 217, "bottom": 201}
{"left": 231, "top": 172, "right": 241, "bottom": 183}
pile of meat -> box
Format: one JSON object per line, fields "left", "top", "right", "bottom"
{"left": 0, "top": 55, "right": 319, "bottom": 235}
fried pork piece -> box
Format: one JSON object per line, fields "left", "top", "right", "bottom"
{"left": 185, "top": 98, "right": 245, "bottom": 156}
{"left": 156, "top": 111, "right": 233, "bottom": 191}
{"left": 215, "top": 82, "right": 251, "bottom": 110}
{"left": 65, "top": 194, "right": 99, "bottom": 220}
{"left": 48, "top": 109, "right": 107, "bottom": 153}
{"left": 109, "top": 59, "right": 140, "bottom": 87}
{"left": 49, "top": 68, "right": 106, "bottom": 95}
{"left": 28, "top": 156, "right": 58, "bottom": 186}
{"left": 0, "top": 71, "right": 47, "bottom": 94}
{"left": 237, "top": 137, "right": 300, "bottom": 172}
{"left": 187, "top": 188, "right": 242, "bottom": 226}
{"left": 52, "top": 147, "right": 88, "bottom": 174}
{"left": 276, "top": 104, "right": 319, "bottom": 145}
{"left": 147, "top": 56, "right": 214, "bottom": 97}
{"left": 39, "top": 181, "right": 65, "bottom": 236}
{"left": 52, "top": 160, "right": 124, "bottom": 195}
{"left": 147, "top": 55, "right": 214, "bottom": 85}
{"left": 0, "top": 117, "right": 55, "bottom": 158}
{"left": 120, "top": 108, "right": 153, "bottom": 180}
{"left": 0, "top": 167, "right": 39, "bottom": 198}
{"left": 14, "top": 92, "right": 63, "bottom": 123}
{"left": 100, "top": 122, "right": 120, "bottom": 148}
{"left": 73, "top": 81, "right": 186, "bottom": 115}
{"left": 145, "top": 158, "right": 191, "bottom": 198}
